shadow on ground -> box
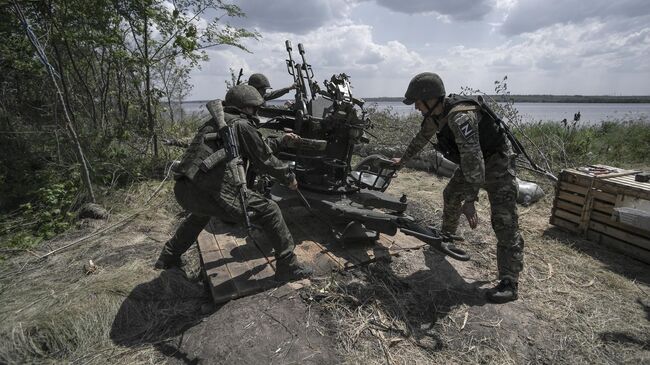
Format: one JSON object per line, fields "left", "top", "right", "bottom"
{"left": 543, "top": 226, "right": 650, "bottom": 286}
{"left": 110, "top": 267, "right": 339, "bottom": 365}
{"left": 110, "top": 268, "right": 209, "bottom": 364}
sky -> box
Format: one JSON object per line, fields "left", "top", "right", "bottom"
{"left": 188, "top": 0, "right": 650, "bottom": 100}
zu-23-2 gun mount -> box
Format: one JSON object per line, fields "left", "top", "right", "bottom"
{"left": 251, "top": 40, "right": 470, "bottom": 261}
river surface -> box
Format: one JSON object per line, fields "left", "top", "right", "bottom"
{"left": 181, "top": 100, "right": 650, "bottom": 124}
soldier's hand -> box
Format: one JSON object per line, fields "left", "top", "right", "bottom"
{"left": 390, "top": 157, "right": 404, "bottom": 170}
{"left": 462, "top": 201, "right": 478, "bottom": 229}
{"left": 288, "top": 177, "right": 298, "bottom": 191}
{"left": 282, "top": 133, "right": 301, "bottom": 145}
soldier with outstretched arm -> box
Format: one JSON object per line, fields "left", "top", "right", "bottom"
{"left": 155, "top": 84, "right": 312, "bottom": 282}
{"left": 392, "top": 73, "right": 524, "bottom": 303}
{"left": 248, "top": 73, "right": 297, "bottom": 101}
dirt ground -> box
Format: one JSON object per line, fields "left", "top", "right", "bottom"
{"left": 0, "top": 170, "right": 649, "bottom": 364}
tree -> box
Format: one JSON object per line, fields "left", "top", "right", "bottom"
{"left": 116, "top": 0, "right": 258, "bottom": 157}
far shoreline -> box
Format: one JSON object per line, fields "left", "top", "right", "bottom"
{"left": 184, "top": 95, "right": 650, "bottom": 104}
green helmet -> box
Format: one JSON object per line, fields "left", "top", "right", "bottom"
{"left": 225, "top": 84, "right": 264, "bottom": 109}
{"left": 248, "top": 73, "right": 271, "bottom": 90}
{"left": 403, "top": 72, "right": 445, "bottom": 105}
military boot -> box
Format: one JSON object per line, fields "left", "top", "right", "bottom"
{"left": 486, "top": 279, "right": 518, "bottom": 303}
{"left": 275, "top": 254, "right": 313, "bottom": 282}
{"left": 154, "top": 253, "right": 183, "bottom": 270}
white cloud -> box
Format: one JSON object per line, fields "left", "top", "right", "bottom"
{"left": 188, "top": 1, "right": 650, "bottom": 98}
{"left": 501, "top": 0, "right": 650, "bottom": 35}
{"left": 230, "top": 0, "right": 354, "bottom": 34}
{"left": 370, "top": 0, "right": 493, "bottom": 21}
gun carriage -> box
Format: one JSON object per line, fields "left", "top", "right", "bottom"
{"left": 248, "top": 41, "right": 469, "bottom": 261}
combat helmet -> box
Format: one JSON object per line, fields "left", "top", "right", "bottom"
{"left": 225, "top": 84, "right": 264, "bottom": 110}
{"left": 403, "top": 72, "right": 446, "bottom": 105}
{"left": 248, "top": 73, "right": 271, "bottom": 90}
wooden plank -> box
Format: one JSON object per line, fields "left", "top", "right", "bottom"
{"left": 557, "top": 190, "right": 586, "bottom": 205}
{"left": 593, "top": 190, "right": 617, "bottom": 204}
{"left": 592, "top": 200, "right": 614, "bottom": 214}
{"left": 553, "top": 208, "right": 581, "bottom": 224}
{"left": 585, "top": 230, "right": 650, "bottom": 265}
{"left": 550, "top": 216, "right": 580, "bottom": 232}
{"left": 338, "top": 235, "right": 392, "bottom": 269}
{"left": 590, "top": 210, "right": 650, "bottom": 240}
{"left": 236, "top": 233, "right": 277, "bottom": 289}
{"left": 588, "top": 220, "right": 650, "bottom": 251}
{"left": 595, "top": 178, "right": 650, "bottom": 201}
{"left": 197, "top": 229, "right": 238, "bottom": 304}
{"left": 554, "top": 200, "right": 582, "bottom": 215}
{"left": 386, "top": 231, "right": 427, "bottom": 250}
{"left": 609, "top": 177, "right": 650, "bottom": 190}
{"left": 292, "top": 239, "right": 343, "bottom": 274}
{"left": 288, "top": 220, "right": 350, "bottom": 270}
{"left": 559, "top": 181, "right": 588, "bottom": 195}
{"left": 217, "top": 234, "right": 263, "bottom": 297}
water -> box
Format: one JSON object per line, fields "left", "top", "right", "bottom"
{"left": 181, "top": 100, "right": 650, "bottom": 124}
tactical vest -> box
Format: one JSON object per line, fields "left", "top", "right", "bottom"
{"left": 173, "top": 112, "right": 247, "bottom": 180}
{"left": 435, "top": 94, "right": 507, "bottom": 164}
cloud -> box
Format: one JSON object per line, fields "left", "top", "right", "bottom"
{"left": 230, "top": 0, "right": 352, "bottom": 34}
{"left": 501, "top": 0, "right": 650, "bottom": 35}
{"left": 369, "top": 0, "right": 493, "bottom": 21}
{"left": 188, "top": 22, "right": 426, "bottom": 98}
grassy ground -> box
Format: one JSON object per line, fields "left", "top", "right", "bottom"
{"left": 309, "top": 170, "right": 650, "bottom": 364}
{"left": 1, "top": 110, "right": 649, "bottom": 364}
{"left": 1, "top": 167, "right": 649, "bottom": 364}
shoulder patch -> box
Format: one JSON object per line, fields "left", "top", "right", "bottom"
{"left": 458, "top": 119, "right": 475, "bottom": 139}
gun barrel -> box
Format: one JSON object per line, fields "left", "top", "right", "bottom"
{"left": 297, "top": 43, "right": 314, "bottom": 99}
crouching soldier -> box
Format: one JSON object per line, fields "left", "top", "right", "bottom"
{"left": 248, "top": 73, "right": 296, "bottom": 101}
{"left": 392, "top": 72, "right": 524, "bottom": 303}
{"left": 155, "top": 84, "right": 312, "bottom": 282}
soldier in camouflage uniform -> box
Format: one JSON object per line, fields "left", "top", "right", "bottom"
{"left": 248, "top": 73, "right": 296, "bottom": 101}
{"left": 392, "top": 72, "right": 524, "bottom": 303}
{"left": 155, "top": 84, "right": 312, "bottom": 281}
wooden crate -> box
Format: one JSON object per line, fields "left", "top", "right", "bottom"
{"left": 550, "top": 165, "right": 650, "bottom": 264}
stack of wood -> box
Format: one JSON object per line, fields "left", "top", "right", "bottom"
{"left": 550, "top": 165, "right": 650, "bottom": 264}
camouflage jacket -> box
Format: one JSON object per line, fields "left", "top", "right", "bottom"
{"left": 401, "top": 101, "right": 487, "bottom": 202}
{"left": 225, "top": 111, "right": 294, "bottom": 185}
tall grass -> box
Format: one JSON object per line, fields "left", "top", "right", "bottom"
{"left": 364, "top": 105, "right": 650, "bottom": 175}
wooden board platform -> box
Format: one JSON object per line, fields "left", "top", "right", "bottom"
{"left": 550, "top": 165, "right": 650, "bottom": 264}
{"left": 198, "top": 207, "right": 427, "bottom": 304}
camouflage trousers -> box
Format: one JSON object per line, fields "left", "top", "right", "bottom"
{"left": 160, "top": 175, "right": 295, "bottom": 262}
{"left": 441, "top": 152, "right": 524, "bottom": 282}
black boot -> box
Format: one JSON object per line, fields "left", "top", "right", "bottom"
{"left": 154, "top": 253, "right": 183, "bottom": 270}
{"left": 486, "top": 279, "right": 518, "bottom": 303}
{"left": 275, "top": 254, "right": 313, "bottom": 282}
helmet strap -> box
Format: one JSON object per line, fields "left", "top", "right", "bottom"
{"left": 421, "top": 97, "right": 442, "bottom": 126}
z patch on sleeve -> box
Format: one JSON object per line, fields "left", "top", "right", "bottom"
{"left": 458, "top": 119, "right": 476, "bottom": 140}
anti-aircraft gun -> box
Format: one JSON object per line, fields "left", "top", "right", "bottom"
{"left": 252, "top": 40, "right": 470, "bottom": 261}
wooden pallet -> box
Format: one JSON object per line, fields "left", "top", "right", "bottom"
{"left": 550, "top": 165, "right": 650, "bottom": 264}
{"left": 198, "top": 207, "right": 427, "bottom": 305}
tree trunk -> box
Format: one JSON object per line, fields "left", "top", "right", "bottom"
{"left": 143, "top": 13, "right": 158, "bottom": 158}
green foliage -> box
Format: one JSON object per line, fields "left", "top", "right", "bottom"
{"left": 1, "top": 175, "right": 78, "bottom": 253}
{"left": 516, "top": 119, "right": 650, "bottom": 172}
{"left": 0, "top": 0, "right": 257, "bottom": 250}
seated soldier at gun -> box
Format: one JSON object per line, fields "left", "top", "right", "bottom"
{"left": 391, "top": 72, "right": 524, "bottom": 303}
{"left": 248, "top": 73, "right": 297, "bottom": 102}
{"left": 155, "top": 84, "right": 312, "bottom": 281}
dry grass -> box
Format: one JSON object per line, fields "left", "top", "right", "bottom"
{"left": 305, "top": 169, "right": 650, "bottom": 364}
{"left": 0, "top": 180, "right": 209, "bottom": 364}
{"left": 1, "top": 169, "right": 649, "bottom": 364}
